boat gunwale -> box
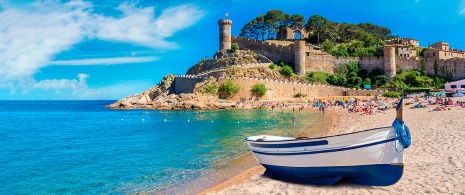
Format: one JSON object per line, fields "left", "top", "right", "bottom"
{"left": 246, "top": 126, "right": 394, "bottom": 143}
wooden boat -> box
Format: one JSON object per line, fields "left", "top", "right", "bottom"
{"left": 244, "top": 98, "right": 411, "bottom": 185}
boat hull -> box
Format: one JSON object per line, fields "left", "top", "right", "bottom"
{"left": 245, "top": 126, "right": 405, "bottom": 185}
{"left": 262, "top": 164, "right": 403, "bottom": 186}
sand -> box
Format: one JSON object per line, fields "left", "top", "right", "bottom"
{"left": 202, "top": 100, "right": 465, "bottom": 194}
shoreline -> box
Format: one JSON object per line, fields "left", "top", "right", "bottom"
{"left": 200, "top": 98, "right": 465, "bottom": 194}
{"left": 199, "top": 108, "right": 338, "bottom": 195}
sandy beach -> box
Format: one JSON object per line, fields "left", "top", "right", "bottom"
{"left": 202, "top": 99, "right": 465, "bottom": 194}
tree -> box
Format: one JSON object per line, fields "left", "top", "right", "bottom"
{"left": 289, "top": 14, "right": 306, "bottom": 28}
{"left": 219, "top": 79, "right": 239, "bottom": 96}
{"left": 368, "top": 68, "right": 384, "bottom": 81}
{"left": 231, "top": 43, "right": 239, "bottom": 52}
{"left": 346, "top": 61, "right": 361, "bottom": 74}
{"left": 306, "top": 15, "right": 329, "bottom": 45}
{"left": 251, "top": 83, "right": 267, "bottom": 97}
{"left": 374, "top": 75, "right": 389, "bottom": 87}
{"left": 327, "top": 74, "right": 339, "bottom": 85}
{"left": 338, "top": 75, "right": 347, "bottom": 86}
{"left": 281, "top": 65, "right": 294, "bottom": 77}
{"left": 321, "top": 40, "right": 335, "bottom": 52}
{"left": 433, "top": 59, "right": 439, "bottom": 76}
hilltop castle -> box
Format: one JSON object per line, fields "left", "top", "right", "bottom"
{"left": 218, "top": 19, "right": 465, "bottom": 80}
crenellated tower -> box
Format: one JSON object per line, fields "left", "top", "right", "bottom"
{"left": 218, "top": 19, "right": 232, "bottom": 51}
{"left": 294, "top": 40, "right": 306, "bottom": 76}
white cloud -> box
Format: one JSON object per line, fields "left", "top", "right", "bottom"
{"left": 50, "top": 56, "right": 159, "bottom": 66}
{"left": 0, "top": 0, "right": 204, "bottom": 96}
{"left": 459, "top": 0, "right": 465, "bottom": 15}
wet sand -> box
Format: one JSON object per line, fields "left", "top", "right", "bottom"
{"left": 201, "top": 101, "right": 465, "bottom": 194}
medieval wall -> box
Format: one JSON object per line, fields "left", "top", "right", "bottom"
{"left": 174, "top": 77, "right": 205, "bottom": 94}
{"left": 424, "top": 58, "right": 465, "bottom": 79}
{"left": 232, "top": 36, "right": 295, "bottom": 63}
{"left": 305, "top": 55, "right": 385, "bottom": 74}
{"left": 217, "top": 77, "right": 385, "bottom": 101}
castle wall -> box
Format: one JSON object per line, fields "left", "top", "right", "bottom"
{"left": 424, "top": 58, "right": 465, "bottom": 79}
{"left": 217, "top": 77, "right": 385, "bottom": 101}
{"left": 174, "top": 77, "right": 205, "bottom": 94}
{"left": 232, "top": 36, "right": 295, "bottom": 63}
{"left": 305, "top": 55, "right": 385, "bottom": 74}
{"left": 395, "top": 57, "right": 421, "bottom": 71}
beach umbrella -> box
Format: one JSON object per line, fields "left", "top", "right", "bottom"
{"left": 375, "top": 101, "right": 387, "bottom": 107}
{"left": 452, "top": 92, "right": 464, "bottom": 97}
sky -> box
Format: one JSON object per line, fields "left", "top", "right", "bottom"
{"left": 0, "top": 0, "right": 464, "bottom": 100}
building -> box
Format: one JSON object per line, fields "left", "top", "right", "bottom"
{"left": 424, "top": 42, "right": 465, "bottom": 60}
{"left": 390, "top": 44, "right": 417, "bottom": 58}
{"left": 444, "top": 78, "right": 465, "bottom": 92}
{"left": 385, "top": 37, "right": 419, "bottom": 48}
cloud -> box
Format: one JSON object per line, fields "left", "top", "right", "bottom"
{"left": 459, "top": 0, "right": 465, "bottom": 15}
{"left": 50, "top": 56, "right": 159, "bottom": 66}
{"left": 0, "top": 0, "right": 204, "bottom": 96}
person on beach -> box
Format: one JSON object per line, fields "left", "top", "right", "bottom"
{"left": 320, "top": 103, "right": 325, "bottom": 114}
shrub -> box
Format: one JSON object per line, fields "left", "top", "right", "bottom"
{"left": 269, "top": 63, "right": 277, "bottom": 69}
{"left": 281, "top": 65, "right": 294, "bottom": 77}
{"left": 251, "top": 83, "right": 267, "bottom": 97}
{"left": 294, "top": 93, "right": 307, "bottom": 98}
{"left": 231, "top": 43, "right": 240, "bottom": 52}
{"left": 307, "top": 71, "right": 329, "bottom": 84}
{"left": 219, "top": 79, "right": 239, "bottom": 96}
{"left": 374, "top": 75, "right": 389, "bottom": 87}
{"left": 382, "top": 91, "right": 401, "bottom": 98}
{"left": 363, "top": 78, "right": 371, "bottom": 85}
{"left": 338, "top": 75, "right": 347, "bottom": 86}
{"left": 205, "top": 84, "right": 217, "bottom": 94}
{"left": 327, "top": 74, "right": 339, "bottom": 85}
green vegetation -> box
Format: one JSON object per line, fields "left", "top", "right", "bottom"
{"left": 269, "top": 63, "right": 277, "bottom": 69}
{"left": 205, "top": 84, "right": 217, "bottom": 94}
{"left": 251, "top": 83, "right": 267, "bottom": 97}
{"left": 240, "top": 10, "right": 393, "bottom": 57}
{"left": 219, "top": 79, "right": 240, "bottom": 96}
{"left": 382, "top": 91, "right": 401, "bottom": 98}
{"left": 294, "top": 92, "right": 307, "bottom": 98}
{"left": 433, "top": 59, "right": 439, "bottom": 76}
{"left": 231, "top": 43, "right": 240, "bottom": 52}
{"left": 280, "top": 65, "right": 294, "bottom": 77}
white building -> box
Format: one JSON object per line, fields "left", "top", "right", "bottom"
{"left": 444, "top": 79, "right": 465, "bottom": 92}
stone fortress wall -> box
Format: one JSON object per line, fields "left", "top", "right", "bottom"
{"left": 216, "top": 77, "right": 385, "bottom": 101}
{"left": 232, "top": 35, "right": 465, "bottom": 80}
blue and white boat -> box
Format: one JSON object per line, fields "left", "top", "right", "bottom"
{"left": 245, "top": 98, "right": 411, "bottom": 186}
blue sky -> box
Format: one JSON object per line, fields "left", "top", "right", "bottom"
{"left": 0, "top": 0, "right": 464, "bottom": 100}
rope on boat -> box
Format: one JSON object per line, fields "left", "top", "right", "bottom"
{"left": 392, "top": 119, "right": 411, "bottom": 152}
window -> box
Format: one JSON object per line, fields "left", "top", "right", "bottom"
{"left": 433, "top": 52, "right": 435, "bottom": 56}
{"left": 427, "top": 53, "right": 430, "bottom": 57}
{"left": 445, "top": 53, "right": 447, "bottom": 56}
{"left": 461, "top": 85, "right": 465, "bottom": 88}
{"left": 451, "top": 85, "right": 457, "bottom": 88}
{"left": 407, "top": 54, "right": 409, "bottom": 57}
{"left": 401, "top": 47, "right": 403, "bottom": 50}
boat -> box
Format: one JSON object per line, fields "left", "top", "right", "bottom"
{"left": 244, "top": 98, "right": 411, "bottom": 186}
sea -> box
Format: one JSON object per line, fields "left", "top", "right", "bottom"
{"left": 0, "top": 100, "right": 326, "bottom": 194}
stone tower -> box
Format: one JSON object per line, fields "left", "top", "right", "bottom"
{"left": 218, "top": 19, "right": 232, "bottom": 51}
{"left": 294, "top": 40, "right": 306, "bottom": 76}
{"left": 383, "top": 46, "right": 396, "bottom": 77}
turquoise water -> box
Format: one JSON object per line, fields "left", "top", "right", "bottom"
{"left": 0, "top": 101, "right": 323, "bottom": 194}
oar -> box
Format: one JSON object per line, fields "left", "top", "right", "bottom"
{"left": 396, "top": 96, "right": 404, "bottom": 122}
